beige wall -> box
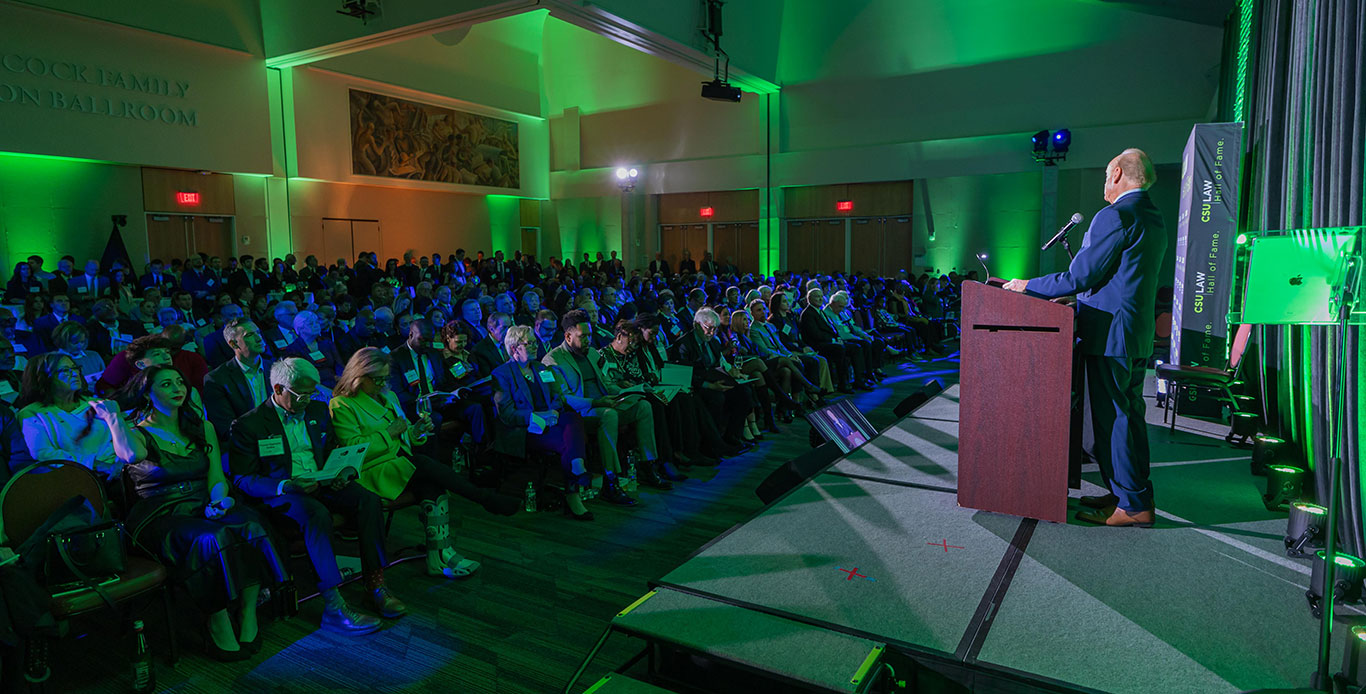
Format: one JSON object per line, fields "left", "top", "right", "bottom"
{"left": 0, "top": 3, "right": 272, "bottom": 174}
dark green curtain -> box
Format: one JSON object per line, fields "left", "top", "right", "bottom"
{"left": 1225, "top": 0, "right": 1365, "bottom": 553}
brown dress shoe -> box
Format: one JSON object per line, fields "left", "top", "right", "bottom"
{"left": 1078, "top": 493, "right": 1119, "bottom": 509}
{"left": 1076, "top": 505, "right": 1155, "bottom": 528}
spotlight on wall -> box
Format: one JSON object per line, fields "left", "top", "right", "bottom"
{"left": 1264, "top": 464, "right": 1307, "bottom": 511}
{"left": 615, "top": 167, "right": 639, "bottom": 192}
{"left": 1031, "top": 128, "right": 1070, "bottom": 165}
{"left": 1308, "top": 551, "right": 1366, "bottom": 617}
{"left": 1286, "top": 502, "right": 1327, "bottom": 558}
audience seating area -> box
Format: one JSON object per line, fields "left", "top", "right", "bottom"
{"left": 0, "top": 248, "right": 965, "bottom": 691}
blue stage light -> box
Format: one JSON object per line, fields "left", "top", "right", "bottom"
{"left": 1031, "top": 130, "right": 1050, "bottom": 153}
{"left": 1052, "top": 129, "right": 1071, "bottom": 153}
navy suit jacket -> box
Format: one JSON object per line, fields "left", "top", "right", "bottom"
{"left": 203, "top": 356, "right": 273, "bottom": 439}
{"left": 1027, "top": 190, "right": 1167, "bottom": 358}
{"left": 228, "top": 400, "right": 334, "bottom": 500}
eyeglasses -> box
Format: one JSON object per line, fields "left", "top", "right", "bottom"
{"left": 282, "top": 385, "right": 317, "bottom": 402}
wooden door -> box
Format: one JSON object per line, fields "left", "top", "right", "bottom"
{"left": 351, "top": 220, "right": 382, "bottom": 261}
{"left": 521, "top": 228, "right": 538, "bottom": 258}
{"left": 819, "top": 219, "right": 847, "bottom": 274}
{"left": 850, "top": 218, "right": 883, "bottom": 277}
{"left": 737, "top": 222, "right": 760, "bottom": 275}
{"left": 714, "top": 223, "right": 739, "bottom": 272}
{"left": 321, "top": 219, "right": 353, "bottom": 267}
{"left": 146, "top": 214, "right": 189, "bottom": 263}
{"left": 191, "top": 216, "right": 233, "bottom": 260}
{"left": 882, "top": 216, "right": 913, "bottom": 277}
{"left": 786, "top": 220, "right": 815, "bottom": 274}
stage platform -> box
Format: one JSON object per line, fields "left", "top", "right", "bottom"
{"left": 583, "top": 378, "right": 1350, "bottom": 694}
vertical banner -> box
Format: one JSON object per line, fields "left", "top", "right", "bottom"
{"left": 1172, "top": 123, "right": 1243, "bottom": 382}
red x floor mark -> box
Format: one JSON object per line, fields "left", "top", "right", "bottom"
{"left": 928, "top": 539, "right": 965, "bottom": 552}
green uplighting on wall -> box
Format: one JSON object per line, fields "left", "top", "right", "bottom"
{"left": 0, "top": 151, "right": 119, "bottom": 166}
{"left": 1234, "top": 0, "right": 1254, "bottom": 123}
{"left": 485, "top": 194, "right": 520, "bottom": 256}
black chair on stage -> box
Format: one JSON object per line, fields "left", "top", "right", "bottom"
{"left": 1156, "top": 322, "right": 1254, "bottom": 432}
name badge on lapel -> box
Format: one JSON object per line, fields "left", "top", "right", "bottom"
{"left": 275, "top": 339, "right": 289, "bottom": 349}
{"left": 309, "top": 350, "right": 325, "bottom": 363}
{"left": 449, "top": 361, "right": 468, "bottom": 379}
{"left": 258, "top": 437, "right": 285, "bottom": 457}
{"left": 404, "top": 369, "right": 419, "bottom": 387}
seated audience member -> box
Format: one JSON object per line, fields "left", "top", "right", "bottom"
{"left": 514, "top": 291, "right": 541, "bottom": 327}
{"left": 34, "top": 294, "right": 81, "bottom": 349}
{"left": 531, "top": 310, "right": 560, "bottom": 358}
{"left": 121, "top": 365, "right": 287, "bottom": 660}
{"left": 799, "top": 288, "right": 869, "bottom": 393}
{"left": 282, "top": 310, "right": 342, "bottom": 392}
{"left": 161, "top": 325, "right": 211, "bottom": 388}
{"left": 750, "top": 299, "right": 832, "bottom": 397}
{"left": 675, "top": 308, "right": 759, "bottom": 447}
{"left": 545, "top": 310, "right": 662, "bottom": 499}
{"left": 457, "top": 299, "right": 486, "bottom": 341}
{"left": 202, "top": 302, "right": 246, "bottom": 368}
{"left": 435, "top": 319, "right": 491, "bottom": 444}
{"left": 825, "top": 290, "right": 886, "bottom": 381}
{"left": 630, "top": 315, "right": 731, "bottom": 460}
{"left": 329, "top": 348, "right": 517, "bottom": 578}
{"left": 0, "top": 310, "right": 44, "bottom": 365}
{"left": 19, "top": 293, "right": 47, "bottom": 333}
{"left": 490, "top": 325, "right": 594, "bottom": 520}
{"left": 18, "top": 353, "right": 134, "bottom": 477}
{"left": 66, "top": 260, "right": 107, "bottom": 301}
{"left": 86, "top": 299, "right": 145, "bottom": 361}
{"left": 387, "top": 319, "right": 447, "bottom": 421}
{"left": 203, "top": 318, "right": 272, "bottom": 440}
{"left": 595, "top": 320, "right": 692, "bottom": 480}
{"left": 96, "top": 335, "right": 176, "bottom": 395}
{"left": 51, "top": 322, "right": 105, "bottom": 391}
{"left": 227, "top": 358, "right": 393, "bottom": 633}
{"left": 4, "top": 262, "right": 42, "bottom": 301}
{"left": 262, "top": 301, "right": 299, "bottom": 354}
{"left": 472, "top": 312, "right": 512, "bottom": 375}
{"left": 0, "top": 338, "right": 24, "bottom": 408}
{"left": 139, "top": 259, "right": 177, "bottom": 292}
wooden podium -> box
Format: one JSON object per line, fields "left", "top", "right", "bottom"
{"left": 957, "top": 281, "right": 1074, "bottom": 523}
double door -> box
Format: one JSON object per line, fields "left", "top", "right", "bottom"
{"left": 786, "top": 216, "right": 912, "bottom": 276}
{"left": 146, "top": 215, "right": 234, "bottom": 263}
{"left": 659, "top": 222, "right": 760, "bottom": 275}
{"left": 293, "top": 218, "right": 381, "bottom": 268}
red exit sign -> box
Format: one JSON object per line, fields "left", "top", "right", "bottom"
{"left": 700, "top": 206, "right": 715, "bottom": 218}
{"left": 836, "top": 200, "right": 854, "bottom": 212}
{"left": 176, "top": 191, "right": 201, "bottom": 206}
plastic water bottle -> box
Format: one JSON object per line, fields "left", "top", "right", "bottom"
{"left": 524, "top": 482, "right": 537, "bottom": 513}
{"left": 625, "top": 452, "right": 639, "bottom": 493}
{"left": 130, "top": 620, "right": 155, "bottom": 693}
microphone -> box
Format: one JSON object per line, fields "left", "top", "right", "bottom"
{"left": 1042, "top": 212, "right": 1084, "bottom": 252}
{"left": 976, "top": 253, "right": 992, "bottom": 279}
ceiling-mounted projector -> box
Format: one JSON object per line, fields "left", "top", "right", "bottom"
{"left": 701, "top": 79, "right": 741, "bottom": 102}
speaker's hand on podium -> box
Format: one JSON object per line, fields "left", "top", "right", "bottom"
{"left": 1002, "top": 279, "right": 1029, "bottom": 293}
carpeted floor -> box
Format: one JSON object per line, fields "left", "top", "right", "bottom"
{"left": 643, "top": 375, "right": 1343, "bottom": 694}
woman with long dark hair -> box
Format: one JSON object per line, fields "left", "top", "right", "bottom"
{"left": 122, "top": 364, "right": 287, "bottom": 660}
{"left": 3, "top": 263, "right": 40, "bottom": 302}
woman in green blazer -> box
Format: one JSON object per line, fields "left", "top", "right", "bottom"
{"left": 330, "top": 347, "right": 518, "bottom": 579}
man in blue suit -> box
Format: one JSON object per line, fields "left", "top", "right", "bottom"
{"left": 1003, "top": 148, "right": 1166, "bottom": 528}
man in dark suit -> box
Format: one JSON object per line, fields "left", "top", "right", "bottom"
{"left": 649, "top": 253, "right": 671, "bottom": 276}
{"left": 1004, "top": 148, "right": 1166, "bottom": 528}
{"left": 798, "top": 288, "right": 864, "bottom": 393}
{"left": 34, "top": 295, "right": 82, "bottom": 350}
{"left": 228, "top": 358, "right": 400, "bottom": 633}
{"left": 65, "top": 261, "right": 108, "bottom": 302}
{"left": 673, "top": 307, "right": 752, "bottom": 450}
{"left": 473, "top": 312, "right": 513, "bottom": 375}
{"left": 139, "top": 259, "right": 178, "bottom": 292}
{"left": 229, "top": 254, "right": 265, "bottom": 294}
{"left": 389, "top": 319, "right": 451, "bottom": 420}
{"left": 204, "top": 317, "right": 272, "bottom": 438}
{"left": 86, "top": 299, "right": 146, "bottom": 362}
{"left": 201, "top": 303, "right": 245, "bottom": 368}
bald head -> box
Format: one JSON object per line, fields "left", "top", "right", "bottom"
{"left": 1105, "top": 148, "right": 1155, "bottom": 203}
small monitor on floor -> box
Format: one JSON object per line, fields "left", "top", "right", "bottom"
{"left": 806, "top": 399, "right": 878, "bottom": 454}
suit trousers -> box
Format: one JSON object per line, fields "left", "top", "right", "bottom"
{"left": 813, "top": 344, "right": 851, "bottom": 388}
{"left": 402, "top": 452, "right": 490, "bottom": 507}
{"left": 589, "top": 397, "right": 657, "bottom": 467}
{"left": 262, "top": 481, "right": 387, "bottom": 591}
{"left": 1085, "top": 356, "right": 1153, "bottom": 512}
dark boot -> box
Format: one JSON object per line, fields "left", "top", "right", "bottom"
{"left": 600, "top": 473, "right": 638, "bottom": 506}
{"left": 638, "top": 460, "right": 674, "bottom": 489}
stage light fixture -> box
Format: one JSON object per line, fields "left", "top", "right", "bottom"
{"left": 1237, "top": 233, "right": 1250, "bottom": 245}
{"left": 1228, "top": 411, "right": 1260, "bottom": 446}
{"left": 1309, "top": 551, "right": 1366, "bottom": 617}
{"left": 1251, "top": 435, "right": 1289, "bottom": 477}
{"left": 1264, "top": 464, "right": 1307, "bottom": 511}
{"left": 1287, "top": 502, "right": 1328, "bottom": 557}
{"left": 1052, "top": 129, "right": 1071, "bottom": 153}
{"left": 614, "top": 166, "right": 639, "bottom": 192}
{"left": 1343, "top": 626, "right": 1366, "bottom": 686}
{"left": 1032, "top": 130, "right": 1050, "bottom": 152}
